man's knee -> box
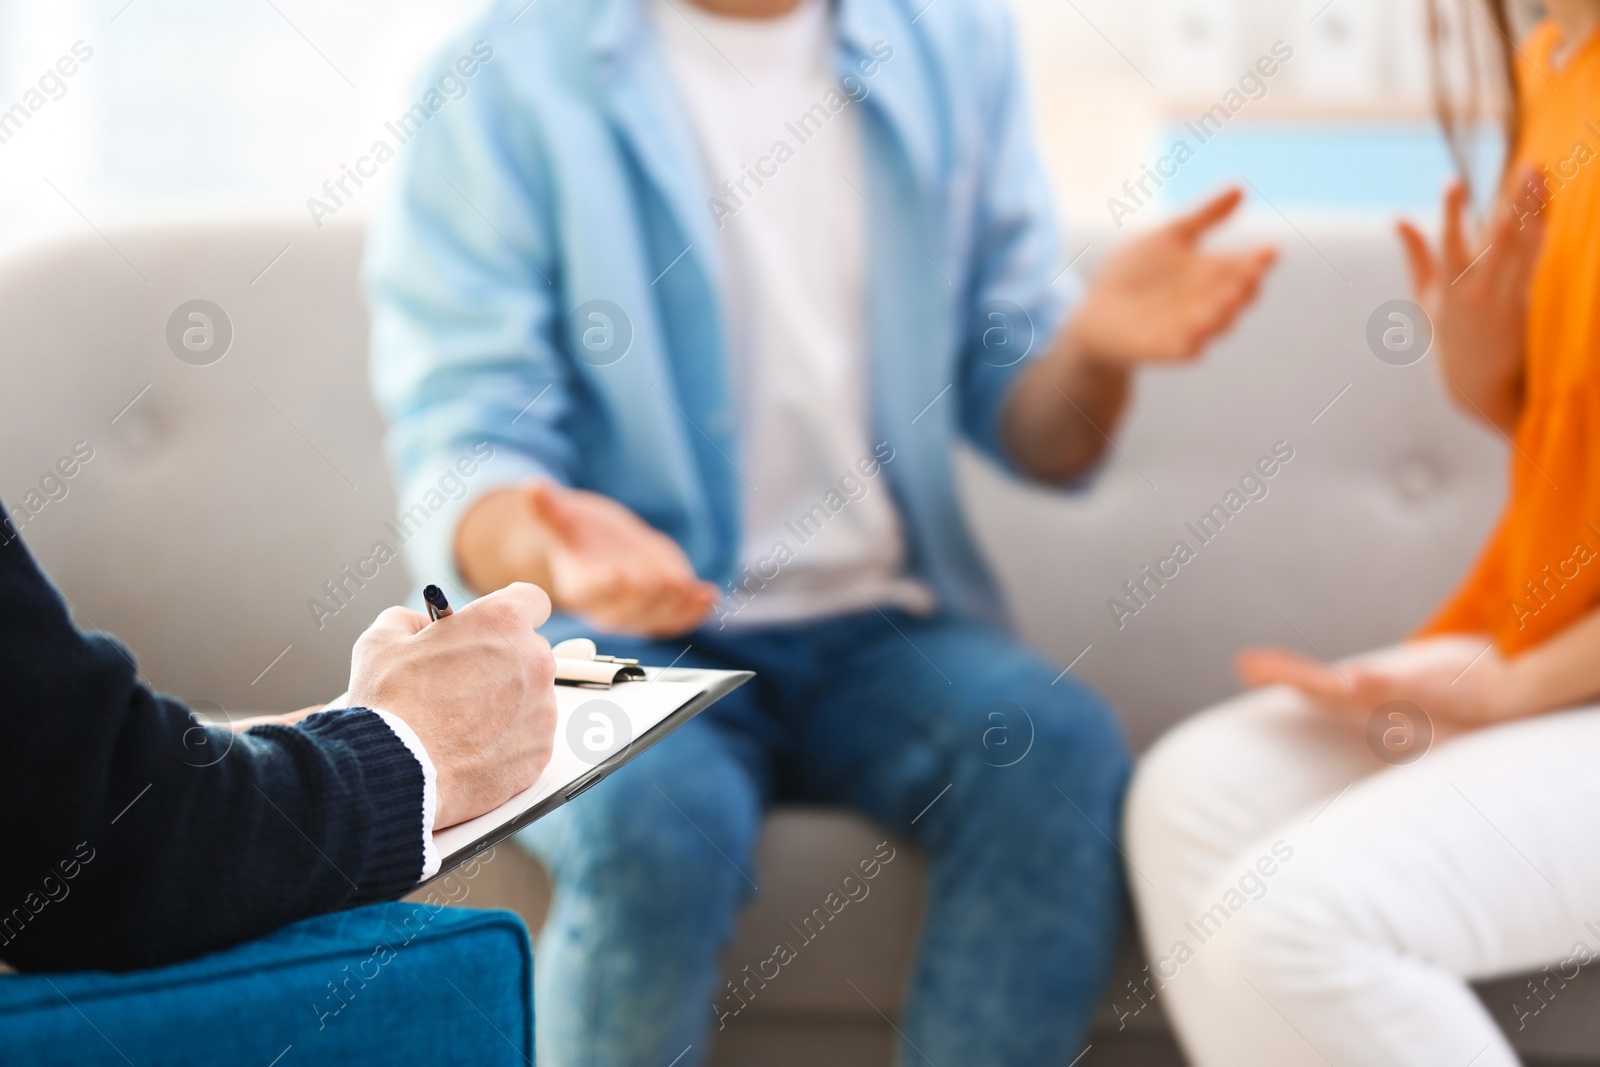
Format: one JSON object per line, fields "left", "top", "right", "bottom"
{"left": 542, "top": 759, "right": 759, "bottom": 918}
{"left": 938, "top": 631, "right": 1128, "bottom": 769}
{"left": 991, "top": 678, "right": 1130, "bottom": 800}
{"left": 1038, "top": 680, "right": 1130, "bottom": 769}
{"left": 939, "top": 679, "right": 1130, "bottom": 854}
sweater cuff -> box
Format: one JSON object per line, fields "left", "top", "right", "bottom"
{"left": 370, "top": 710, "right": 442, "bottom": 880}
{"left": 295, "top": 708, "right": 428, "bottom": 895}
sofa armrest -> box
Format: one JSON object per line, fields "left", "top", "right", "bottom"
{"left": 0, "top": 903, "right": 533, "bottom": 1066}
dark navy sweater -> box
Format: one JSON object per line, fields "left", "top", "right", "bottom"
{"left": 0, "top": 511, "right": 425, "bottom": 973}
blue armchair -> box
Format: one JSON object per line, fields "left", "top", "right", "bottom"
{"left": 0, "top": 903, "right": 534, "bottom": 1066}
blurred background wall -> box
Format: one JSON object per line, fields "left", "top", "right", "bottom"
{"left": 0, "top": 0, "right": 1523, "bottom": 256}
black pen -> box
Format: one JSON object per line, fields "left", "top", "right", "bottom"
{"left": 423, "top": 584, "right": 453, "bottom": 623}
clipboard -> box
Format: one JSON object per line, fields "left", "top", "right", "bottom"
{"left": 419, "top": 663, "right": 752, "bottom": 888}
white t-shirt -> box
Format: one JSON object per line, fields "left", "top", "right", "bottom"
{"left": 653, "top": 0, "right": 934, "bottom": 626}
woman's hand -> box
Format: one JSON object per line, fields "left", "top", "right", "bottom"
{"left": 1235, "top": 636, "right": 1521, "bottom": 728}
{"left": 1396, "top": 175, "right": 1545, "bottom": 435}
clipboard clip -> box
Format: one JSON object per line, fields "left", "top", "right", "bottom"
{"left": 551, "top": 638, "right": 647, "bottom": 688}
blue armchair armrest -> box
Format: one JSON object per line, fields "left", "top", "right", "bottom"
{"left": 0, "top": 903, "right": 534, "bottom": 1066}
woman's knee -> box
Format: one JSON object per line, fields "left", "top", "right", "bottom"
{"left": 1125, "top": 688, "right": 1317, "bottom": 865}
{"left": 1183, "top": 835, "right": 1371, "bottom": 999}
{"left": 1124, "top": 706, "right": 1237, "bottom": 864}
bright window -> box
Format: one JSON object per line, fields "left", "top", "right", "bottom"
{"left": 0, "top": 0, "right": 1506, "bottom": 259}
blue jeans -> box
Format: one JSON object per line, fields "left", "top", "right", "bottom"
{"left": 518, "top": 610, "right": 1130, "bottom": 1065}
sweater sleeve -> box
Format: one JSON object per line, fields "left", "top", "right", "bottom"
{"left": 0, "top": 518, "right": 428, "bottom": 973}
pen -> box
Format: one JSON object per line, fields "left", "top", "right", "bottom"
{"left": 423, "top": 584, "right": 453, "bottom": 623}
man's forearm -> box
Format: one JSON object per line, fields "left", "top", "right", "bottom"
{"left": 456, "top": 487, "right": 556, "bottom": 597}
{"left": 0, "top": 527, "right": 428, "bottom": 972}
{"left": 1000, "top": 327, "right": 1133, "bottom": 484}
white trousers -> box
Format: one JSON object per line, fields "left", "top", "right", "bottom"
{"left": 1124, "top": 646, "right": 1600, "bottom": 1067}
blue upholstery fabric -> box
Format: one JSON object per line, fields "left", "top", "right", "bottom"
{"left": 0, "top": 903, "right": 534, "bottom": 1066}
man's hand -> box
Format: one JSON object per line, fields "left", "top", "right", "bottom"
{"left": 1397, "top": 174, "right": 1545, "bottom": 435}
{"left": 1235, "top": 636, "right": 1516, "bottom": 728}
{"left": 347, "top": 582, "right": 558, "bottom": 828}
{"left": 1001, "top": 187, "right": 1276, "bottom": 483}
{"left": 1069, "top": 187, "right": 1277, "bottom": 366}
{"left": 528, "top": 481, "right": 720, "bottom": 637}
{"left": 455, "top": 481, "right": 719, "bottom": 638}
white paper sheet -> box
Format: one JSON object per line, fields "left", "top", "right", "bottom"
{"left": 430, "top": 676, "right": 705, "bottom": 857}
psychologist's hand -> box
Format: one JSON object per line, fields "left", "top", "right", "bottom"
{"left": 348, "top": 582, "right": 558, "bottom": 828}
{"left": 1397, "top": 174, "right": 1545, "bottom": 435}
{"left": 1070, "top": 187, "right": 1277, "bottom": 365}
{"left": 527, "top": 481, "right": 719, "bottom": 638}
{"left": 1235, "top": 636, "right": 1517, "bottom": 728}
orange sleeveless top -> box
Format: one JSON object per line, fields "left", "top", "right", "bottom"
{"left": 1419, "top": 22, "right": 1600, "bottom": 655}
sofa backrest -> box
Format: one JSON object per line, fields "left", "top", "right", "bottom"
{"left": 0, "top": 220, "right": 1505, "bottom": 744}
{"left": 965, "top": 225, "right": 1505, "bottom": 747}
{"left": 0, "top": 222, "right": 406, "bottom": 713}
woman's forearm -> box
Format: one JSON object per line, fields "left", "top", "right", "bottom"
{"left": 1441, "top": 360, "right": 1523, "bottom": 437}
{"left": 1500, "top": 603, "right": 1600, "bottom": 718}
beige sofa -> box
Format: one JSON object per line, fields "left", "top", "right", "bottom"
{"left": 3, "top": 220, "right": 1596, "bottom": 1065}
